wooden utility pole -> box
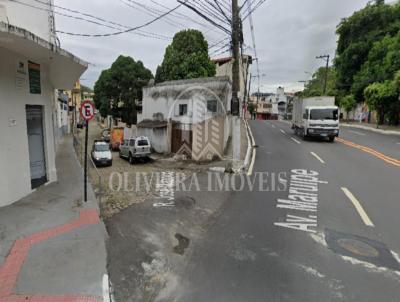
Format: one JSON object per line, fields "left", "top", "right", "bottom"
{"left": 231, "top": 0, "right": 240, "bottom": 116}
{"left": 316, "top": 54, "right": 330, "bottom": 95}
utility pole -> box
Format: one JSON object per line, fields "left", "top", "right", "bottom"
{"left": 316, "top": 54, "right": 330, "bottom": 95}
{"left": 231, "top": 0, "right": 240, "bottom": 116}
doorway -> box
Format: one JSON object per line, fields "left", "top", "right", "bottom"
{"left": 26, "top": 105, "right": 47, "bottom": 189}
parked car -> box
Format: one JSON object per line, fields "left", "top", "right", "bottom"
{"left": 91, "top": 140, "right": 112, "bottom": 167}
{"left": 119, "top": 136, "right": 151, "bottom": 164}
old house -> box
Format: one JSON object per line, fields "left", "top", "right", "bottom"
{"left": 137, "top": 77, "right": 232, "bottom": 161}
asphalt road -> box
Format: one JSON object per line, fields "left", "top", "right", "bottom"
{"left": 173, "top": 120, "right": 400, "bottom": 302}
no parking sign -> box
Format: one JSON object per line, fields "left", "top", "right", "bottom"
{"left": 80, "top": 100, "right": 96, "bottom": 122}
{"left": 79, "top": 100, "right": 96, "bottom": 202}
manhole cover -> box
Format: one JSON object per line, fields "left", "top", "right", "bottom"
{"left": 337, "top": 238, "right": 379, "bottom": 258}
{"left": 325, "top": 229, "right": 400, "bottom": 271}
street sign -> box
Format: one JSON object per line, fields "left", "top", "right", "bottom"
{"left": 80, "top": 100, "right": 96, "bottom": 202}
{"left": 80, "top": 100, "right": 95, "bottom": 122}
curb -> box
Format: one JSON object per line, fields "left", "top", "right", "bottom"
{"left": 243, "top": 119, "right": 256, "bottom": 175}
{"left": 341, "top": 124, "right": 400, "bottom": 136}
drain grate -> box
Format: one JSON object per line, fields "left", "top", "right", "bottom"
{"left": 325, "top": 229, "right": 400, "bottom": 271}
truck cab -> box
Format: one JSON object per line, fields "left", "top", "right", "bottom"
{"left": 292, "top": 97, "right": 340, "bottom": 142}
{"left": 302, "top": 106, "right": 339, "bottom": 142}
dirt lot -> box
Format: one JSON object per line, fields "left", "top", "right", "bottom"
{"left": 73, "top": 121, "right": 223, "bottom": 218}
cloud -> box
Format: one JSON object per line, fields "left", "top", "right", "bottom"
{"left": 55, "top": 0, "right": 371, "bottom": 91}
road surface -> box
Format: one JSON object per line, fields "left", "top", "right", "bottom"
{"left": 174, "top": 120, "right": 400, "bottom": 302}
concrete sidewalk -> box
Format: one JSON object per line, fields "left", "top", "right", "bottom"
{"left": 341, "top": 122, "right": 400, "bottom": 136}
{"left": 0, "top": 136, "right": 108, "bottom": 302}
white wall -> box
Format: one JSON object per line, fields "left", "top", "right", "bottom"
{"left": 141, "top": 79, "right": 232, "bottom": 123}
{"left": 137, "top": 127, "right": 169, "bottom": 153}
{"left": 0, "top": 46, "right": 57, "bottom": 207}
{"left": 0, "top": 0, "right": 53, "bottom": 42}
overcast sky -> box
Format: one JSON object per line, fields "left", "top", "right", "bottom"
{"left": 54, "top": 0, "right": 371, "bottom": 93}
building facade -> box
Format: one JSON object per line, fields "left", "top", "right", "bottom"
{"left": 212, "top": 55, "right": 252, "bottom": 116}
{"left": 0, "top": 1, "right": 87, "bottom": 207}
{"left": 138, "top": 77, "right": 232, "bottom": 160}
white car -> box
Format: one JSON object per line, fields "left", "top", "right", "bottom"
{"left": 91, "top": 141, "right": 113, "bottom": 167}
{"left": 119, "top": 136, "right": 151, "bottom": 164}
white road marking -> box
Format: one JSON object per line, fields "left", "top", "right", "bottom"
{"left": 103, "top": 274, "right": 111, "bottom": 302}
{"left": 310, "top": 152, "right": 325, "bottom": 164}
{"left": 397, "top": 142, "right": 400, "bottom": 145}
{"left": 341, "top": 187, "right": 374, "bottom": 227}
{"left": 272, "top": 125, "right": 276, "bottom": 128}
{"left": 291, "top": 137, "right": 301, "bottom": 144}
{"left": 247, "top": 122, "right": 257, "bottom": 176}
{"left": 280, "top": 129, "right": 286, "bottom": 134}
{"left": 349, "top": 130, "right": 366, "bottom": 136}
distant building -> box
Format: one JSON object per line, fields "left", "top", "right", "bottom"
{"left": 250, "top": 87, "right": 290, "bottom": 120}
{"left": 0, "top": 1, "right": 87, "bottom": 207}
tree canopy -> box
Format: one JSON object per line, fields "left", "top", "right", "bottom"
{"left": 155, "top": 29, "right": 216, "bottom": 83}
{"left": 364, "top": 81, "right": 397, "bottom": 125}
{"left": 94, "top": 55, "right": 153, "bottom": 125}
{"left": 300, "top": 67, "right": 337, "bottom": 98}
{"left": 335, "top": 1, "right": 400, "bottom": 98}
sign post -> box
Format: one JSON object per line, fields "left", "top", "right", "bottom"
{"left": 80, "top": 100, "right": 96, "bottom": 202}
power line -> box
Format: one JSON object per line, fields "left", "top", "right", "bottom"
{"left": 178, "top": 0, "right": 231, "bottom": 34}
{"left": 149, "top": 0, "right": 215, "bottom": 30}
{"left": 56, "top": 1, "right": 187, "bottom": 37}
{"left": 242, "top": 0, "right": 268, "bottom": 20}
{"left": 10, "top": 0, "right": 173, "bottom": 40}
{"left": 247, "top": 0, "right": 261, "bottom": 94}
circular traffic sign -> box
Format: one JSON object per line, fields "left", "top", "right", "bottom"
{"left": 80, "top": 100, "right": 96, "bottom": 121}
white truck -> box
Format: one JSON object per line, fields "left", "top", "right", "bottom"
{"left": 292, "top": 96, "right": 339, "bottom": 142}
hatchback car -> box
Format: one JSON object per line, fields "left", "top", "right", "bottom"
{"left": 91, "top": 141, "right": 113, "bottom": 167}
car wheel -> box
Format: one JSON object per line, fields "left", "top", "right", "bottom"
{"left": 119, "top": 151, "right": 122, "bottom": 159}
{"left": 129, "top": 153, "right": 134, "bottom": 165}
{"left": 328, "top": 137, "right": 335, "bottom": 143}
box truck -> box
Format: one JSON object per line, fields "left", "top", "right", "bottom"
{"left": 292, "top": 97, "right": 339, "bottom": 142}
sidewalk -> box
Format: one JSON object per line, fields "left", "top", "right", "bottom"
{"left": 341, "top": 122, "right": 400, "bottom": 136}
{"left": 0, "top": 136, "right": 108, "bottom": 302}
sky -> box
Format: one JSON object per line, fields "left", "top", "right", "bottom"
{"left": 53, "top": 0, "right": 372, "bottom": 93}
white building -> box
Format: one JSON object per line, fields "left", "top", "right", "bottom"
{"left": 0, "top": 1, "right": 87, "bottom": 207}
{"left": 137, "top": 77, "right": 232, "bottom": 160}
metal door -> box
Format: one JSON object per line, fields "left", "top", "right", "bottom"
{"left": 26, "top": 105, "right": 47, "bottom": 188}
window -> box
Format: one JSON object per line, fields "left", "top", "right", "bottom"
{"left": 179, "top": 104, "right": 188, "bottom": 116}
{"left": 129, "top": 139, "right": 135, "bottom": 147}
{"left": 94, "top": 144, "right": 109, "bottom": 152}
{"left": 310, "top": 109, "right": 339, "bottom": 120}
{"left": 137, "top": 140, "right": 149, "bottom": 146}
{"left": 207, "top": 100, "right": 218, "bottom": 113}
{"left": 303, "top": 109, "right": 309, "bottom": 119}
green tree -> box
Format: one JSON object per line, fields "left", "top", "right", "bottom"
{"left": 340, "top": 95, "right": 357, "bottom": 118}
{"left": 247, "top": 102, "right": 256, "bottom": 115}
{"left": 335, "top": 1, "right": 400, "bottom": 97}
{"left": 94, "top": 55, "right": 153, "bottom": 125}
{"left": 364, "top": 81, "right": 396, "bottom": 125}
{"left": 155, "top": 29, "right": 216, "bottom": 83}
{"left": 352, "top": 33, "right": 400, "bottom": 101}
{"left": 301, "top": 67, "right": 337, "bottom": 97}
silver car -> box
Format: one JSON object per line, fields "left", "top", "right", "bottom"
{"left": 119, "top": 136, "right": 151, "bottom": 164}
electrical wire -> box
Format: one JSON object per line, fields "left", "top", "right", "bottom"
{"left": 56, "top": 1, "right": 188, "bottom": 37}
{"left": 9, "top": 0, "right": 173, "bottom": 40}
